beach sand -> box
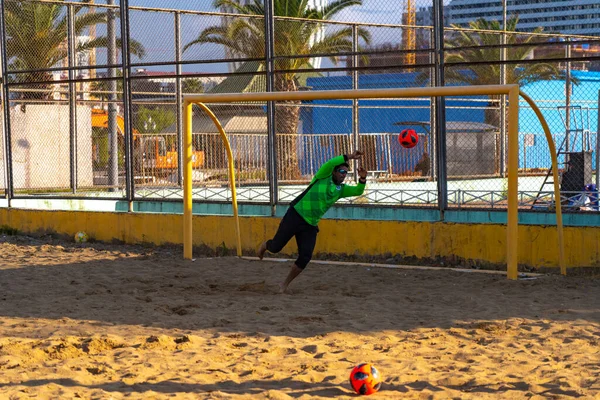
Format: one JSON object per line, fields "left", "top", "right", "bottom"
{"left": 0, "top": 234, "right": 598, "bottom": 399}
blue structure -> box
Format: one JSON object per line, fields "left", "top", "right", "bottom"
{"left": 300, "top": 73, "right": 487, "bottom": 175}
{"left": 520, "top": 71, "right": 600, "bottom": 170}
{"left": 299, "top": 71, "right": 600, "bottom": 174}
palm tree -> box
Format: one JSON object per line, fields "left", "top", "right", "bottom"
{"left": 442, "top": 16, "right": 565, "bottom": 126}
{"left": 5, "top": 0, "right": 145, "bottom": 102}
{"left": 184, "top": 0, "right": 370, "bottom": 179}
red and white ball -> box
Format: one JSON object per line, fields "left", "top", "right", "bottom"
{"left": 349, "top": 363, "right": 382, "bottom": 395}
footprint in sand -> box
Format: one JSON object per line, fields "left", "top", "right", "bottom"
{"left": 300, "top": 344, "right": 319, "bottom": 354}
{"left": 269, "top": 347, "right": 298, "bottom": 356}
{"left": 86, "top": 366, "right": 108, "bottom": 375}
{"left": 237, "top": 281, "right": 267, "bottom": 292}
{"left": 81, "top": 336, "right": 124, "bottom": 355}
{"left": 141, "top": 335, "right": 195, "bottom": 351}
{"left": 291, "top": 316, "right": 325, "bottom": 323}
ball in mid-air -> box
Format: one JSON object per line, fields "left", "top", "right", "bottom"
{"left": 74, "top": 231, "right": 88, "bottom": 243}
{"left": 399, "top": 128, "right": 419, "bottom": 148}
{"left": 349, "top": 363, "right": 382, "bottom": 395}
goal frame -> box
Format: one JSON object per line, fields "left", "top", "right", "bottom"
{"left": 183, "top": 85, "right": 565, "bottom": 279}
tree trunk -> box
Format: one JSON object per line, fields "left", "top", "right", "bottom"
{"left": 274, "top": 77, "right": 301, "bottom": 181}
{"left": 485, "top": 95, "right": 501, "bottom": 128}
{"left": 20, "top": 72, "right": 54, "bottom": 111}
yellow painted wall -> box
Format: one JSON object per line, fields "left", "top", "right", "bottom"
{"left": 0, "top": 208, "right": 598, "bottom": 268}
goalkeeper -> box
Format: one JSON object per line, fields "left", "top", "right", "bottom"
{"left": 258, "top": 151, "right": 368, "bottom": 293}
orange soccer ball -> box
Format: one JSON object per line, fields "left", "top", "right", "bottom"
{"left": 349, "top": 363, "right": 382, "bottom": 395}
{"left": 398, "top": 128, "right": 419, "bottom": 148}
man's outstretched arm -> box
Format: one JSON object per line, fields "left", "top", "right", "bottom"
{"left": 313, "top": 151, "right": 364, "bottom": 181}
{"left": 341, "top": 167, "right": 368, "bottom": 197}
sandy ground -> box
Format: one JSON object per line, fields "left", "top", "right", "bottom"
{"left": 0, "top": 235, "right": 599, "bottom": 399}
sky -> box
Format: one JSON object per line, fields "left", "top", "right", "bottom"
{"left": 88, "top": 0, "right": 447, "bottom": 74}
{"left": 126, "top": 0, "right": 428, "bottom": 24}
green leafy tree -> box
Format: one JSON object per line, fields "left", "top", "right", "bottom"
{"left": 184, "top": 0, "right": 370, "bottom": 179}
{"left": 442, "top": 16, "right": 566, "bottom": 126}
{"left": 182, "top": 78, "right": 205, "bottom": 94}
{"left": 136, "top": 106, "right": 176, "bottom": 135}
{"left": 135, "top": 107, "right": 177, "bottom": 171}
{"left": 5, "top": 0, "right": 145, "bottom": 101}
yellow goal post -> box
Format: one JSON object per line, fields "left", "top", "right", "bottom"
{"left": 183, "top": 85, "right": 565, "bottom": 279}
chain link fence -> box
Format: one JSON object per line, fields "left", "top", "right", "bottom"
{"left": 2, "top": 0, "right": 600, "bottom": 212}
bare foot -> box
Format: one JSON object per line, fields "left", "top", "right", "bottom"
{"left": 278, "top": 282, "right": 287, "bottom": 294}
{"left": 258, "top": 241, "right": 267, "bottom": 260}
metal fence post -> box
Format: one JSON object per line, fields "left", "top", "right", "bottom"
{"left": 433, "top": 0, "right": 447, "bottom": 217}
{"left": 429, "top": 27, "right": 437, "bottom": 181}
{"left": 67, "top": 4, "right": 78, "bottom": 194}
{"left": 264, "top": 0, "right": 277, "bottom": 214}
{"left": 565, "top": 42, "right": 572, "bottom": 152}
{"left": 500, "top": 0, "right": 507, "bottom": 177}
{"left": 0, "top": 0, "right": 13, "bottom": 204}
{"left": 352, "top": 24, "right": 359, "bottom": 181}
{"left": 175, "top": 11, "right": 183, "bottom": 188}
{"left": 107, "top": 0, "right": 119, "bottom": 192}
{"left": 386, "top": 133, "right": 392, "bottom": 175}
{"left": 120, "top": 0, "right": 135, "bottom": 210}
{"left": 597, "top": 90, "right": 600, "bottom": 190}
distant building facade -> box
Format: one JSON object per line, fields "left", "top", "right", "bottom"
{"left": 417, "top": 0, "right": 600, "bottom": 36}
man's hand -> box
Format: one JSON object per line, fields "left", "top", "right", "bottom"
{"left": 357, "top": 167, "right": 368, "bottom": 180}
{"left": 347, "top": 150, "right": 364, "bottom": 160}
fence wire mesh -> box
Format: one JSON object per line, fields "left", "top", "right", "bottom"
{"left": 2, "top": 0, "right": 600, "bottom": 212}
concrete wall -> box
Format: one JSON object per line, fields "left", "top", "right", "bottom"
{"left": 6, "top": 105, "right": 93, "bottom": 189}
{"left": 0, "top": 208, "right": 598, "bottom": 270}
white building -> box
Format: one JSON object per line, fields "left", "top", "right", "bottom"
{"left": 417, "top": 0, "right": 600, "bottom": 36}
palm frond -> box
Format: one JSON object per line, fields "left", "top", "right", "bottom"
{"left": 73, "top": 10, "right": 108, "bottom": 35}
{"left": 322, "top": 0, "right": 363, "bottom": 19}
{"left": 5, "top": 0, "right": 145, "bottom": 84}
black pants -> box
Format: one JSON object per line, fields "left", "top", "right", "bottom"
{"left": 266, "top": 207, "right": 319, "bottom": 269}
